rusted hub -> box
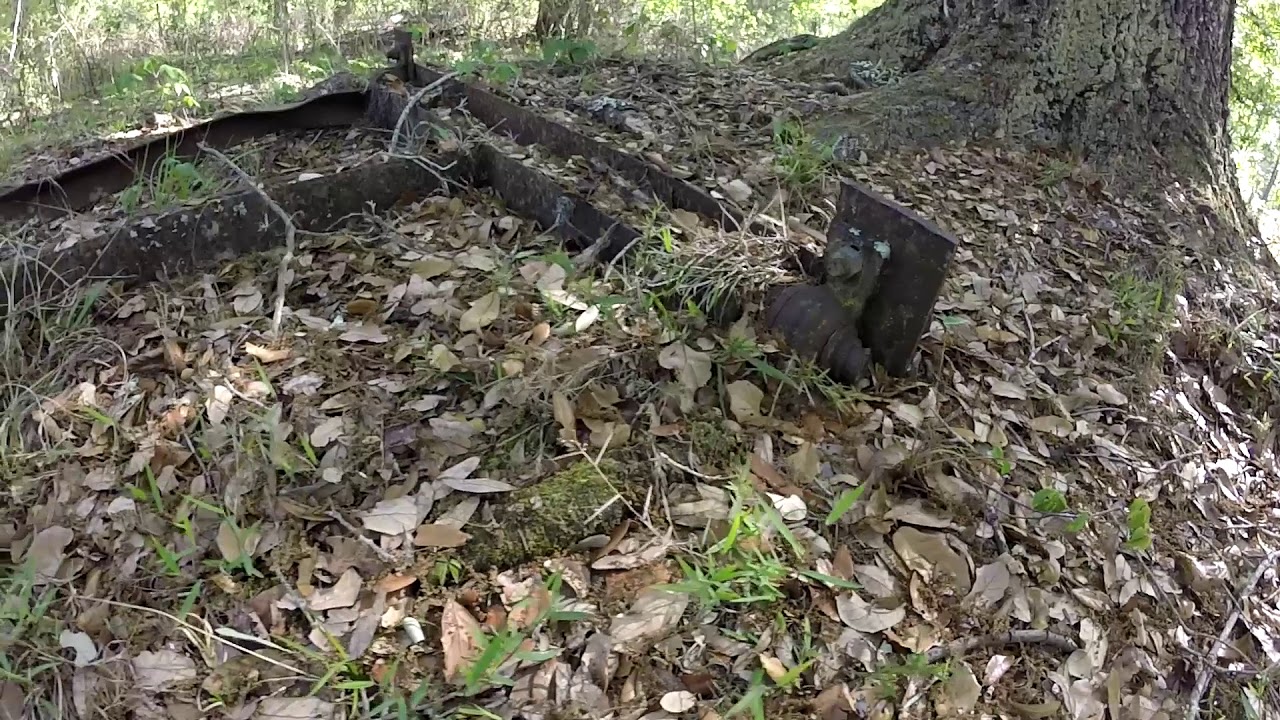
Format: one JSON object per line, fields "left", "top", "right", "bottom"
{"left": 765, "top": 284, "right": 869, "bottom": 382}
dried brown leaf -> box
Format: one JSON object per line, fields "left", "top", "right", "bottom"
{"left": 309, "top": 568, "right": 362, "bottom": 611}
{"left": 361, "top": 496, "right": 418, "bottom": 536}
{"left": 414, "top": 523, "right": 471, "bottom": 548}
{"left": 245, "top": 342, "right": 291, "bottom": 363}
{"left": 460, "top": 292, "right": 500, "bottom": 332}
{"left": 339, "top": 323, "right": 390, "bottom": 344}
{"left": 133, "top": 649, "right": 197, "bottom": 690}
{"left": 441, "top": 599, "right": 482, "bottom": 682}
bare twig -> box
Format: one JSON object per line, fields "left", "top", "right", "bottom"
{"left": 924, "top": 629, "right": 1079, "bottom": 663}
{"left": 390, "top": 71, "right": 459, "bottom": 152}
{"left": 198, "top": 143, "right": 294, "bottom": 337}
{"left": 1188, "top": 549, "right": 1280, "bottom": 720}
{"left": 325, "top": 509, "right": 402, "bottom": 566}
{"left": 656, "top": 450, "right": 732, "bottom": 481}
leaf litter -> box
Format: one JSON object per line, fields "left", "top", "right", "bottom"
{"left": 0, "top": 57, "right": 1278, "bottom": 720}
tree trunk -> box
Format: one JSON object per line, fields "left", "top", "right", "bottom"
{"left": 534, "top": 0, "right": 570, "bottom": 39}
{"left": 1258, "top": 146, "right": 1280, "bottom": 206}
{"left": 778, "top": 0, "right": 1236, "bottom": 187}
{"left": 274, "top": 0, "right": 293, "bottom": 72}
{"left": 7, "top": 0, "right": 24, "bottom": 65}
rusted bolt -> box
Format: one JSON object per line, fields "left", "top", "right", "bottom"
{"left": 765, "top": 284, "right": 868, "bottom": 383}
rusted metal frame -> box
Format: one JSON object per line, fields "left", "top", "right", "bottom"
{"left": 365, "top": 79, "right": 644, "bottom": 264}
{"left": 0, "top": 157, "right": 452, "bottom": 312}
{"left": 0, "top": 90, "right": 371, "bottom": 222}
{"left": 384, "top": 55, "right": 745, "bottom": 234}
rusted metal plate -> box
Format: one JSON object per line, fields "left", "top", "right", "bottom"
{"left": 0, "top": 89, "right": 370, "bottom": 222}
{"left": 385, "top": 58, "right": 744, "bottom": 233}
{"left": 0, "top": 156, "right": 450, "bottom": 311}
{"left": 827, "top": 179, "right": 957, "bottom": 375}
{"left": 365, "top": 79, "right": 643, "bottom": 264}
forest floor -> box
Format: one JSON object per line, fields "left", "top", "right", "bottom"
{"left": 2, "top": 52, "right": 1279, "bottom": 720}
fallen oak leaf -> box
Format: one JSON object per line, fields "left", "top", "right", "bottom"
{"left": 726, "top": 380, "right": 764, "bottom": 421}
{"left": 414, "top": 523, "right": 471, "bottom": 548}
{"left": 310, "top": 416, "right": 344, "bottom": 448}
{"left": 361, "top": 496, "right": 418, "bottom": 535}
{"left": 441, "top": 476, "right": 515, "bottom": 494}
{"left": 256, "top": 696, "right": 337, "bottom": 720}
{"left": 660, "top": 690, "right": 699, "bottom": 714}
{"left": 429, "top": 344, "right": 462, "bottom": 372}
{"left": 132, "top": 649, "right": 197, "bottom": 691}
{"left": 439, "top": 456, "right": 482, "bottom": 481}
{"left": 244, "top": 342, "right": 291, "bottom": 363}
{"left": 339, "top": 323, "right": 390, "bottom": 343}
{"left": 346, "top": 298, "right": 379, "bottom": 317}
{"left": 658, "top": 342, "right": 712, "bottom": 390}
{"left": 1095, "top": 383, "right": 1128, "bottom": 405}
{"left": 835, "top": 591, "right": 906, "bottom": 633}
{"left": 441, "top": 599, "right": 483, "bottom": 682}
{"left": 459, "top": 292, "right": 500, "bottom": 332}
{"left": 987, "top": 377, "right": 1028, "bottom": 400}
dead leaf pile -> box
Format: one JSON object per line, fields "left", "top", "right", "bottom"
{"left": 2, "top": 58, "right": 1278, "bottom": 720}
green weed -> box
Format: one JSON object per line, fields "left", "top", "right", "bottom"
{"left": 111, "top": 56, "right": 200, "bottom": 112}
{"left": 452, "top": 41, "right": 522, "bottom": 85}
{"left": 771, "top": 118, "right": 834, "bottom": 190}
{"left": 871, "top": 653, "right": 951, "bottom": 698}
{"left": 0, "top": 561, "right": 65, "bottom": 702}
{"left": 1096, "top": 264, "right": 1182, "bottom": 365}
{"left": 541, "top": 37, "right": 599, "bottom": 66}
{"left": 120, "top": 154, "right": 210, "bottom": 213}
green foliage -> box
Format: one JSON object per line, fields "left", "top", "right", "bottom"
{"left": 0, "top": 561, "right": 62, "bottom": 694}
{"left": 111, "top": 57, "right": 200, "bottom": 112}
{"left": 1125, "top": 498, "right": 1153, "bottom": 552}
{"left": 120, "top": 155, "right": 208, "bottom": 213}
{"left": 660, "top": 478, "right": 824, "bottom": 610}
{"left": 986, "top": 445, "right": 1013, "bottom": 476}
{"left": 459, "top": 574, "right": 586, "bottom": 695}
{"left": 825, "top": 484, "right": 868, "bottom": 525}
{"left": 1231, "top": 0, "right": 1280, "bottom": 207}
{"left": 1030, "top": 486, "right": 1089, "bottom": 533}
{"left": 871, "top": 654, "right": 950, "bottom": 698}
{"left": 699, "top": 33, "right": 740, "bottom": 64}
{"left": 1096, "top": 268, "right": 1180, "bottom": 362}
{"left": 771, "top": 118, "right": 834, "bottom": 190}
{"left": 1032, "top": 488, "right": 1068, "bottom": 514}
{"left": 541, "top": 37, "right": 599, "bottom": 66}
{"left": 452, "top": 41, "right": 522, "bottom": 86}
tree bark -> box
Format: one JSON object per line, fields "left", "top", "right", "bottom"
{"left": 534, "top": 0, "right": 571, "bottom": 39}
{"left": 1257, "top": 146, "right": 1280, "bottom": 206}
{"left": 777, "top": 0, "right": 1236, "bottom": 186}
{"left": 274, "top": 0, "right": 293, "bottom": 72}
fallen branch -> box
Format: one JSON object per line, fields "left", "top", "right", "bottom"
{"left": 924, "top": 629, "right": 1079, "bottom": 663}
{"left": 1187, "top": 549, "right": 1280, "bottom": 720}
{"left": 198, "top": 143, "right": 295, "bottom": 338}
{"left": 390, "top": 71, "right": 459, "bottom": 152}
{"left": 326, "top": 509, "right": 404, "bottom": 567}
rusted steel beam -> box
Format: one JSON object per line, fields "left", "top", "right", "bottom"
{"left": 383, "top": 57, "right": 744, "bottom": 233}
{"left": 0, "top": 90, "right": 370, "bottom": 222}
{"left": 0, "top": 157, "right": 451, "bottom": 311}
